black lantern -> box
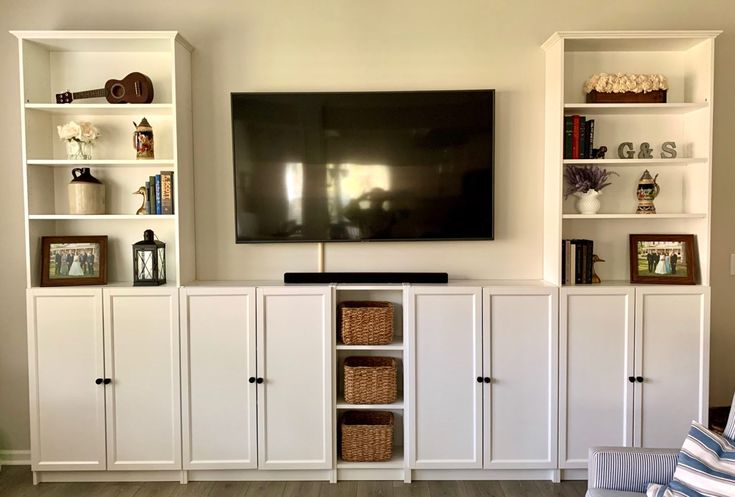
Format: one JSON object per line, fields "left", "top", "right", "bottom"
{"left": 133, "top": 229, "right": 166, "bottom": 286}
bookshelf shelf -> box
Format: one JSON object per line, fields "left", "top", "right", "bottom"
{"left": 29, "top": 214, "right": 176, "bottom": 221}
{"left": 563, "top": 102, "right": 708, "bottom": 115}
{"left": 26, "top": 159, "right": 176, "bottom": 168}
{"left": 562, "top": 213, "right": 706, "bottom": 220}
{"left": 25, "top": 103, "right": 174, "bottom": 115}
{"left": 563, "top": 158, "right": 707, "bottom": 166}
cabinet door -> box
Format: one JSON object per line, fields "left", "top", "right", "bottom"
{"left": 181, "top": 287, "right": 257, "bottom": 470}
{"left": 410, "top": 287, "right": 482, "bottom": 469}
{"left": 103, "top": 288, "right": 181, "bottom": 470}
{"left": 483, "top": 287, "right": 558, "bottom": 469}
{"left": 27, "top": 289, "right": 106, "bottom": 471}
{"left": 560, "top": 287, "right": 635, "bottom": 468}
{"left": 635, "top": 287, "right": 709, "bottom": 448}
{"left": 256, "top": 286, "right": 333, "bottom": 470}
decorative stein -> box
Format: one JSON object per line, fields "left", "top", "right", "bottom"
{"left": 68, "top": 168, "right": 105, "bottom": 215}
{"left": 636, "top": 169, "right": 660, "bottom": 214}
{"left": 133, "top": 117, "right": 154, "bottom": 159}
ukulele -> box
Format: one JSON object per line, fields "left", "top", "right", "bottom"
{"left": 55, "top": 72, "right": 154, "bottom": 104}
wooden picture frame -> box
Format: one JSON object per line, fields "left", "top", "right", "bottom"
{"left": 629, "top": 234, "right": 696, "bottom": 285}
{"left": 41, "top": 236, "right": 108, "bottom": 287}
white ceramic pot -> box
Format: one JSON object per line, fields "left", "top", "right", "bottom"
{"left": 574, "top": 189, "right": 601, "bottom": 215}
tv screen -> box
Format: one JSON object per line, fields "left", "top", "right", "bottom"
{"left": 231, "top": 90, "right": 494, "bottom": 242}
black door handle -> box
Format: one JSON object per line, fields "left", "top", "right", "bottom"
{"left": 256, "top": 377, "right": 264, "bottom": 384}
{"left": 103, "top": 378, "right": 112, "bottom": 385}
{"left": 477, "top": 376, "right": 483, "bottom": 383}
{"left": 484, "top": 377, "right": 491, "bottom": 383}
{"left": 249, "top": 377, "right": 256, "bottom": 384}
{"left": 636, "top": 376, "right": 644, "bottom": 383}
{"left": 628, "top": 376, "right": 636, "bottom": 383}
{"left": 95, "top": 378, "right": 103, "bottom": 385}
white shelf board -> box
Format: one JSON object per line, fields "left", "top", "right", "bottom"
{"left": 336, "top": 396, "right": 404, "bottom": 410}
{"left": 25, "top": 103, "right": 173, "bottom": 115}
{"left": 563, "top": 158, "right": 707, "bottom": 166}
{"left": 27, "top": 159, "right": 175, "bottom": 167}
{"left": 337, "top": 447, "right": 404, "bottom": 469}
{"left": 562, "top": 213, "right": 706, "bottom": 220}
{"left": 29, "top": 214, "right": 176, "bottom": 220}
{"left": 564, "top": 103, "right": 708, "bottom": 115}
{"left": 336, "top": 340, "right": 403, "bottom": 351}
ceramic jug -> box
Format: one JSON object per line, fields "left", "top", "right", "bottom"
{"left": 68, "top": 168, "right": 105, "bottom": 215}
{"left": 133, "top": 117, "right": 155, "bottom": 159}
{"left": 636, "top": 169, "right": 660, "bottom": 214}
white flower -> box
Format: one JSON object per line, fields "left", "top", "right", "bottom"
{"left": 57, "top": 121, "right": 81, "bottom": 140}
{"left": 78, "top": 122, "right": 100, "bottom": 142}
{"left": 583, "top": 73, "right": 669, "bottom": 94}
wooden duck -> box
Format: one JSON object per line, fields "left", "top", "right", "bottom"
{"left": 133, "top": 186, "right": 148, "bottom": 215}
{"left": 592, "top": 254, "right": 605, "bottom": 284}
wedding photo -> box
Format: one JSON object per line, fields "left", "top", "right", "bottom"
{"left": 40, "top": 235, "right": 108, "bottom": 286}
{"left": 629, "top": 234, "right": 696, "bottom": 285}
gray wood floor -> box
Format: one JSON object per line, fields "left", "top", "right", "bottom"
{"left": 0, "top": 466, "right": 588, "bottom": 497}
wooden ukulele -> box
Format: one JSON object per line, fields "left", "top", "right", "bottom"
{"left": 55, "top": 72, "right": 154, "bottom": 104}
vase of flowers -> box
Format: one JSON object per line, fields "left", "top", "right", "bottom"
{"left": 57, "top": 121, "right": 100, "bottom": 160}
{"left": 564, "top": 165, "right": 619, "bottom": 215}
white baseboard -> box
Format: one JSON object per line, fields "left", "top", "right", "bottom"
{"left": 0, "top": 450, "right": 31, "bottom": 465}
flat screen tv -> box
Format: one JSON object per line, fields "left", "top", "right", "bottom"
{"left": 231, "top": 90, "right": 494, "bottom": 242}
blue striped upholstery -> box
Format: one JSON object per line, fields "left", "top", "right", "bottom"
{"left": 646, "top": 421, "right": 735, "bottom": 497}
{"left": 588, "top": 447, "right": 679, "bottom": 493}
{"left": 725, "top": 393, "right": 735, "bottom": 442}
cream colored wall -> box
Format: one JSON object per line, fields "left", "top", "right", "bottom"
{"left": 0, "top": 0, "right": 733, "bottom": 452}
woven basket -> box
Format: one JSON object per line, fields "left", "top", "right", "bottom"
{"left": 586, "top": 89, "right": 667, "bottom": 103}
{"left": 341, "top": 410, "right": 394, "bottom": 462}
{"left": 338, "top": 301, "right": 394, "bottom": 345}
{"left": 343, "top": 356, "right": 397, "bottom": 404}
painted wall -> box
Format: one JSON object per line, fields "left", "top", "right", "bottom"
{"left": 0, "top": 0, "right": 733, "bottom": 453}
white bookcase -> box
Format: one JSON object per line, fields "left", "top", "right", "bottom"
{"left": 542, "top": 31, "right": 720, "bottom": 285}
{"left": 12, "top": 31, "right": 195, "bottom": 287}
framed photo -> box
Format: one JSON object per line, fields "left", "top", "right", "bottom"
{"left": 629, "top": 234, "right": 697, "bottom": 285}
{"left": 41, "top": 236, "right": 108, "bottom": 287}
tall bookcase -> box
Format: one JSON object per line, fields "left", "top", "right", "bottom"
{"left": 542, "top": 31, "right": 720, "bottom": 286}
{"left": 12, "top": 31, "right": 195, "bottom": 287}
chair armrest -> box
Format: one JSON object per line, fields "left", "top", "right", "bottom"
{"left": 588, "top": 446, "right": 678, "bottom": 493}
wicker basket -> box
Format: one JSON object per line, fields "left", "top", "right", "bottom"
{"left": 343, "top": 356, "right": 397, "bottom": 404}
{"left": 338, "top": 301, "right": 394, "bottom": 345}
{"left": 341, "top": 410, "right": 394, "bottom": 462}
{"left": 586, "top": 89, "right": 667, "bottom": 103}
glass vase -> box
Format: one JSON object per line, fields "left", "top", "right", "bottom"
{"left": 65, "top": 140, "right": 93, "bottom": 160}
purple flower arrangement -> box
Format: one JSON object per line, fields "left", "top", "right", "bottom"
{"left": 564, "top": 165, "right": 619, "bottom": 199}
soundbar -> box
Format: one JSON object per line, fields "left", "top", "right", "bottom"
{"left": 284, "top": 272, "right": 449, "bottom": 284}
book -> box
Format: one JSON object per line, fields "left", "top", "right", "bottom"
{"left": 586, "top": 239, "right": 594, "bottom": 284}
{"left": 571, "top": 115, "right": 581, "bottom": 159}
{"left": 585, "top": 120, "right": 595, "bottom": 159}
{"left": 574, "top": 240, "right": 583, "bottom": 284}
{"left": 148, "top": 175, "right": 156, "bottom": 214}
{"left": 579, "top": 116, "right": 587, "bottom": 160}
{"left": 564, "top": 116, "right": 573, "bottom": 159}
{"left": 144, "top": 181, "right": 151, "bottom": 215}
{"left": 561, "top": 240, "right": 566, "bottom": 285}
{"left": 155, "top": 174, "right": 162, "bottom": 215}
{"left": 566, "top": 240, "right": 572, "bottom": 285}
{"left": 569, "top": 242, "right": 577, "bottom": 286}
{"left": 160, "top": 171, "right": 174, "bottom": 215}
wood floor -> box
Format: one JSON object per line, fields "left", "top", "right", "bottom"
{"left": 0, "top": 467, "right": 588, "bottom": 497}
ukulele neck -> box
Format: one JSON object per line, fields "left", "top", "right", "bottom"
{"left": 72, "top": 88, "right": 107, "bottom": 100}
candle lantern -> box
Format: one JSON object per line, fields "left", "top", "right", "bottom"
{"left": 133, "top": 229, "right": 166, "bottom": 286}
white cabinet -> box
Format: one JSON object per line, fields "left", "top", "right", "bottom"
{"left": 483, "top": 287, "right": 558, "bottom": 469}
{"left": 27, "top": 287, "right": 180, "bottom": 472}
{"left": 410, "top": 287, "right": 482, "bottom": 469}
{"left": 559, "top": 286, "right": 709, "bottom": 467}
{"left": 410, "top": 286, "right": 557, "bottom": 470}
{"left": 180, "top": 287, "right": 257, "bottom": 470}
{"left": 27, "top": 288, "right": 106, "bottom": 471}
{"left": 635, "top": 287, "right": 709, "bottom": 448}
{"left": 560, "top": 287, "right": 635, "bottom": 468}
{"left": 103, "top": 288, "right": 181, "bottom": 470}
{"left": 256, "top": 287, "right": 333, "bottom": 470}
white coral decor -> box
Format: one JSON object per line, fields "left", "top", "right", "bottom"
{"left": 583, "top": 73, "right": 668, "bottom": 94}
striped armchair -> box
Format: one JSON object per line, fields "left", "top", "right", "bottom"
{"left": 586, "top": 394, "right": 735, "bottom": 497}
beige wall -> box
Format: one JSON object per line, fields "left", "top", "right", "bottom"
{"left": 1, "top": 0, "right": 733, "bottom": 452}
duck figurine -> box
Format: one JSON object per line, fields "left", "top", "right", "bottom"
{"left": 592, "top": 254, "right": 605, "bottom": 284}
{"left": 133, "top": 186, "right": 148, "bottom": 215}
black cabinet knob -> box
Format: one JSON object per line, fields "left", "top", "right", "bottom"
{"left": 103, "top": 378, "right": 112, "bottom": 385}
{"left": 477, "top": 376, "right": 483, "bottom": 383}
{"left": 484, "top": 377, "right": 491, "bottom": 383}
{"left": 256, "top": 377, "right": 264, "bottom": 384}
{"left": 249, "top": 377, "right": 256, "bottom": 384}
{"left": 628, "top": 376, "right": 636, "bottom": 383}
{"left": 95, "top": 378, "right": 103, "bottom": 385}
{"left": 636, "top": 376, "right": 644, "bottom": 383}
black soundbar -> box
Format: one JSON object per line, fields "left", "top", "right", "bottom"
{"left": 284, "top": 272, "right": 449, "bottom": 284}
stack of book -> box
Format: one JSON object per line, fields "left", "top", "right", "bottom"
{"left": 564, "top": 115, "right": 595, "bottom": 159}
{"left": 145, "top": 171, "right": 175, "bottom": 215}
{"left": 562, "top": 239, "right": 594, "bottom": 285}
